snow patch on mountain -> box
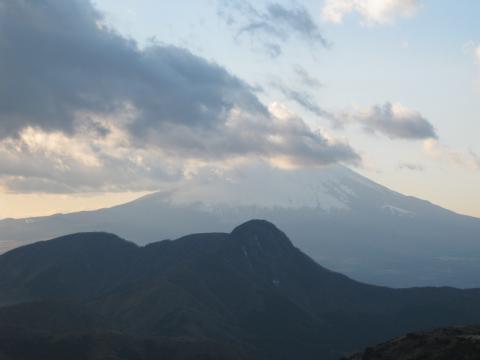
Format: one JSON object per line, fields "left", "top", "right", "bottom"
{"left": 381, "top": 205, "right": 416, "bottom": 217}
{"left": 152, "top": 164, "right": 371, "bottom": 212}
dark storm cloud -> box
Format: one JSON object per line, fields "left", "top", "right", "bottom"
{"left": 0, "top": 0, "right": 265, "bottom": 138}
{"left": 218, "top": 0, "right": 328, "bottom": 57}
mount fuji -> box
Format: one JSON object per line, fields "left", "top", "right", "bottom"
{"left": 1, "top": 165, "right": 479, "bottom": 288}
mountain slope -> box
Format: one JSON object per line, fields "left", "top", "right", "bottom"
{"left": 2, "top": 220, "right": 480, "bottom": 359}
{"left": 2, "top": 165, "right": 480, "bottom": 288}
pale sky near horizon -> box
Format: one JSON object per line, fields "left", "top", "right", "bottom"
{"left": 1, "top": 0, "right": 479, "bottom": 219}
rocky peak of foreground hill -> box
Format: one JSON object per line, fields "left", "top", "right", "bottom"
{"left": 343, "top": 326, "right": 480, "bottom": 360}
{"left": 230, "top": 220, "right": 294, "bottom": 252}
{"left": 227, "top": 219, "right": 295, "bottom": 267}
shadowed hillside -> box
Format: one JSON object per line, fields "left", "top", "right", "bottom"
{"left": 1, "top": 220, "right": 480, "bottom": 359}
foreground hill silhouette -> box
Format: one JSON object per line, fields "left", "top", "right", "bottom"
{"left": 1, "top": 220, "right": 480, "bottom": 359}
{"left": 345, "top": 326, "right": 480, "bottom": 360}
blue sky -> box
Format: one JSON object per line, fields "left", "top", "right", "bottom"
{"left": 1, "top": 0, "right": 479, "bottom": 218}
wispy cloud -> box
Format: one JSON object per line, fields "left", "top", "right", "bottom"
{"left": 423, "top": 139, "right": 480, "bottom": 171}
{"left": 322, "top": 0, "right": 422, "bottom": 25}
{"left": 399, "top": 162, "right": 425, "bottom": 171}
{"left": 293, "top": 65, "right": 323, "bottom": 89}
{"left": 269, "top": 67, "right": 331, "bottom": 119}
{"left": 271, "top": 82, "right": 333, "bottom": 119}
{"left": 218, "top": 0, "right": 328, "bottom": 57}
{"left": 463, "top": 41, "right": 480, "bottom": 64}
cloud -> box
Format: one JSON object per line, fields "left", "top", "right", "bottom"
{"left": 263, "top": 103, "right": 359, "bottom": 168}
{"left": 218, "top": 0, "right": 328, "bottom": 56}
{"left": 293, "top": 65, "right": 323, "bottom": 88}
{"left": 337, "top": 103, "right": 437, "bottom": 140}
{"left": 399, "top": 162, "right": 424, "bottom": 171}
{"left": 470, "top": 151, "right": 480, "bottom": 169}
{"left": 0, "top": 0, "right": 359, "bottom": 193}
{"left": 0, "top": 0, "right": 264, "bottom": 139}
{"left": 275, "top": 85, "right": 333, "bottom": 119}
{"left": 0, "top": 105, "right": 361, "bottom": 193}
{"left": 322, "top": 0, "right": 422, "bottom": 25}
{"left": 266, "top": 84, "right": 435, "bottom": 143}
{"left": 463, "top": 41, "right": 480, "bottom": 64}
{"left": 424, "top": 140, "right": 480, "bottom": 171}
{"left": 270, "top": 69, "right": 332, "bottom": 120}
{"left": 0, "top": 122, "right": 182, "bottom": 193}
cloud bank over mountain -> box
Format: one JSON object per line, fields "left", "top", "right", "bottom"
{"left": 0, "top": 0, "right": 359, "bottom": 193}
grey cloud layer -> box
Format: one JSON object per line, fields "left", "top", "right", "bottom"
{"left": 356, "top": 103, "right": 437, "bottom": 140}
{"left": 0, "top": 0, "right": 264, "bottom": 138}
{"left": 0, "top": 0, "right": 359, "bottom": 193}
{"left": 335, "top": 103, "right": 437, "bottom": 140}
{"left": 219, "top": 0, "right": 328, "bottom": 57}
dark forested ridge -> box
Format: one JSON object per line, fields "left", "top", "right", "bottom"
{"left": 344, "top": 326, "right": 480, "bottom": 360}
{"left": 1, "top": 220, "right": 480, "bottom": 359}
